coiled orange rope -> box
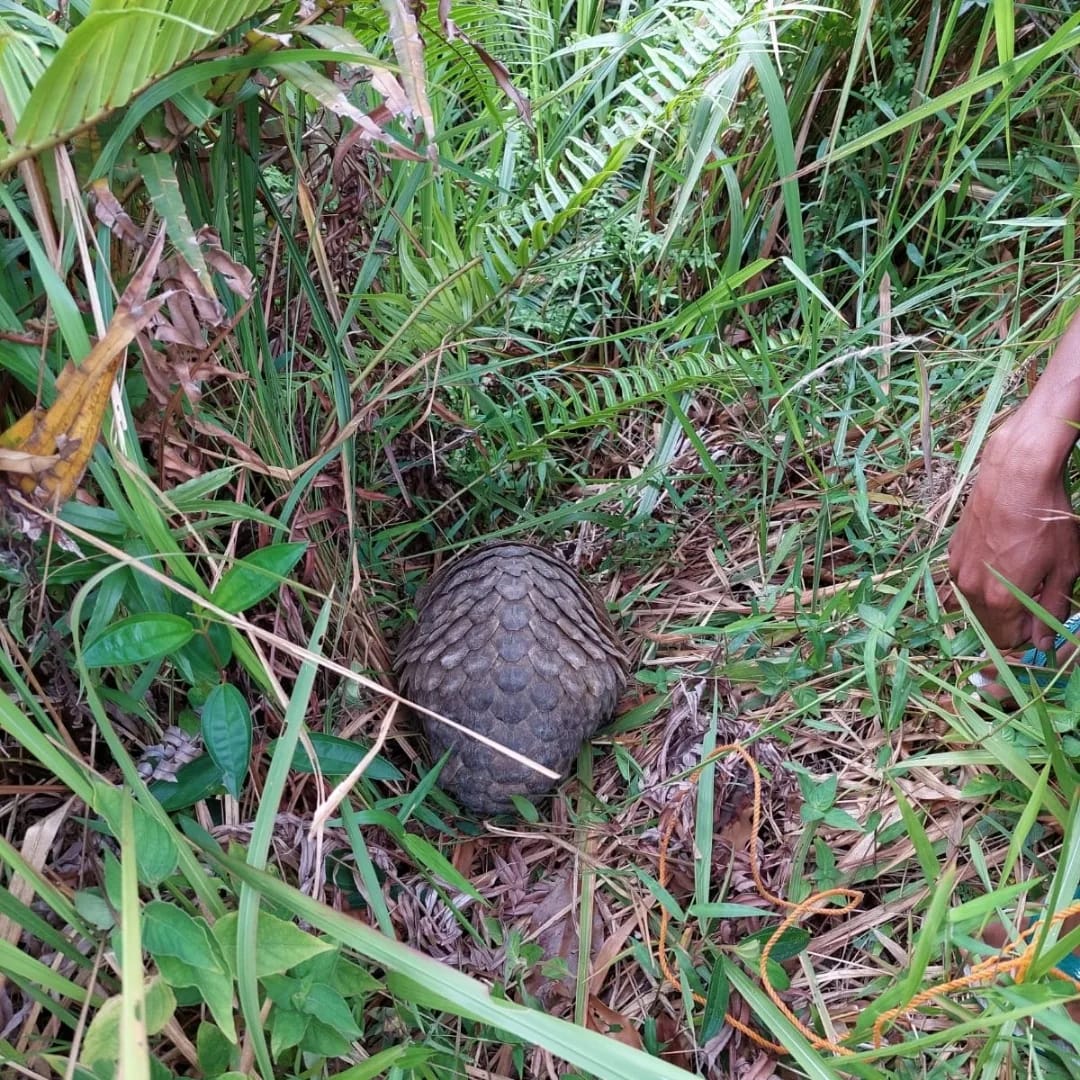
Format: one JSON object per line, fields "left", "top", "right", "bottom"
{"left": 656, "top": 743, "right": 861, "bottom": 1055}
{"left": 655, "top": 743, "right": 1080, "bottom": 1058}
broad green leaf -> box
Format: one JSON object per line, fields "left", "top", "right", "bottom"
{"left": 143, "top": 901, "right": 224, "bottom": 970}
{"left": 82, "top": 613, "right": 194, "bottom": 668}
{"left": 9, "top": 3, "right": 272, "bottom": 164}
{"left": 81, "top": 978, "right": 175, "bottom": 1072}
{"left": 213, "top": 910, "right": 334, "bottom": 979}
{"left": 149, "top": 754, "right": 225, "bottom": 811}
{"left": 156, "top": 953, "right": 237, "bottom": 1044}
{"left": 210, "top": 542, "right": 308, "bottom": 613}
{"left": 281, "top": 732, "right": 403, "bottom": 781}
{"left": 142, "top": 902, "right": 235, "bottom": 1045}
{"left": 201, "top": 683, "right": 252, "bottom": 799}
{"left": 93, "top": 785, "right": 178, "bottom": 885}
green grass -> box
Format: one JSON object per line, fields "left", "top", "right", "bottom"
{"left": 2, "top": 0, "right": 1080, "bottom": 1077}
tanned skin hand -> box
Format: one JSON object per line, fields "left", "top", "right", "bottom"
{"left": 949, "top": 310, "right": 1080, "bottom": 653}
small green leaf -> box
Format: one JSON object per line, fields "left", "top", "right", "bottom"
{"left": 261, "top": 973, "right": 301, "bottom": 1008}
{"left": 73, "top": 889, "right": 114, "bottom": 931}
{"left": 269, "top": 1004, "right": 309, "bottom": 1058}
{"left": 509, "top": 794, "right": 540, "bottom": 822}
{"left": 143, "top": 901, "right": 224, "bottom": 970}
{"left": 295, "top": 982, "right": 362, "bottom": 1039}
{"left": 822, "top": 807, "right": 864, "bottom": 831}
{"left": 281, "top": 732, "right": 403, "bottom": 781}
{"left": 82, "top": 613, "right": 194, "bottom": 668}
{"left": 210, "top": 542, "right": 308, "bottom": 614}
{"left": 764, "top": 956, "right": 791, "bottom": 991}
{"left": 736, "top": 925, "right": 811, "bottom": 964}
{"left": 808, "top": 773, "right": 837, "bottom": 810}
{"left": 294, "top": 947, "right": 381, "bottom": 996}
{"left": 1066, "top": 668, "right": 1080, "bottom": 713}
{"left": 201, "top": 683, "right": 252, "bottom": 799}
{"left": 173, "top": 630, "right": 225, "bottom": 688}
{"left": 301, "top": 1017, "right": 353, "bottom": 1057}
{"left": 213, "top": 910, "right": 334, "bottom": 978}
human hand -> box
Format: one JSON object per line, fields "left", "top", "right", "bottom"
{"left": 948, "top": 421, "right": 1080, "bottom": 653}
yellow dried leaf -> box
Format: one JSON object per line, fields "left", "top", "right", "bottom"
{"left": 0, "top": 230, "right": 167, "bottom": 506}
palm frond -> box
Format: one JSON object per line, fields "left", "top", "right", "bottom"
{"left": 1, "top": 0, "right": 271, "bottom": 171}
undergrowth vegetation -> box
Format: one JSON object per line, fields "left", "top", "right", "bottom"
{"left": 2, "top": 1, "right": 1080, "bottom": 1077}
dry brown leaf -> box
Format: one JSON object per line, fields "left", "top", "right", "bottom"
{"left": 93, "top": 192, "right": 253, "bottom": 347}
{"left": 585, "top": 996, "right": 644, "bottom": 1050}
{"left": 201, "top": 229, "right": 254, "bottom": 299}
{"left": 142, "top": 348, "right": 246, "bottom": 409}
{"left": 370, "top": 67, "right": 412, "bottom": 118}
{"left": 88, "top": 179, "right": 145, "bottom": 245}
{"left": 587, "top": 913, "right": 641, "bottom": 997}
{"left": 437, "top": 0, "right": 533, "bottom": 128}
{"left": 0, "top": 798, "right": 77, "bottom": 952}
{"left": 383, "top": 0, "right": 435, "bottom": 154}
{"left": 654, "top": 1011, "right": 698, "bottom": 1071}
{"left": 522, "top": 869, "right": 579, "bottom": 1003}
{"left": 0, "top": 230, "right": 167, "bottom": 505}
{"left": 89, "top": 197, "right": 256, "bottom": 488}
{"left": 154, "top": 259, "right": 224, "bottom": 345}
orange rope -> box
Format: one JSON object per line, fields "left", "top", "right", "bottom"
{"left": 654, "top": 743, "right": 1080, "bottom": 1058}
{"left": 870, "top": 898, "right": 1080, "bottom": 1047}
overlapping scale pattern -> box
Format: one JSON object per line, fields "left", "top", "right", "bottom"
{"left": 395, "top": 542, "right": 628, "bottom": 814}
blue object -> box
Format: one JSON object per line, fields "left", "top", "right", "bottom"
{"left": 1054, "top": 948, "right": 1080, "bottom": 982}
{"left": 1011, "top": 612, "right": 1080, "bottom": 689}
{"left": 1031, "top": 885, "right": 1080, "bottom": 982}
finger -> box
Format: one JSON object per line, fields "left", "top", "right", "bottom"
{"left": 981, "top": 919, "right": 1009, "bottom": 951}
{"left": 1029, "top": 612, "right": 1060, "bottom": 655}
{"left": 938, "top": 578, "right": 958, "bottom": 613}
{"left": 1030, "top": 570, "right": 1076, "bottom": 653}
{"left": 961, "top": 576, "right": 1019, "bottom": 640}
